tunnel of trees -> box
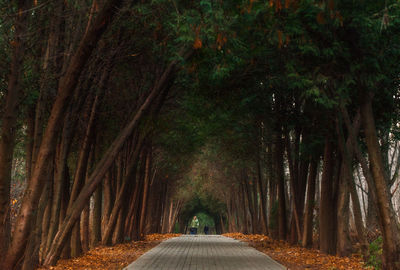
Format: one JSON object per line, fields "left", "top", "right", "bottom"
{"left": 1, "top": 0, "right": 400, "bottom": 269}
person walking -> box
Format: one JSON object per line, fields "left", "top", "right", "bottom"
{"left": 203, "top": 225, "right": 209, "bottom": 235}
{"left": 190, "top": 216, "right": 199, "bottom": 235}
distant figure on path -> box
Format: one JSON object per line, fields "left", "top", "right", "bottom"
{"left": 203, "top": 225, "right": 209, "bottom": 235}
{"left": 190, "top": 216, "right": 199, "bottom": 234}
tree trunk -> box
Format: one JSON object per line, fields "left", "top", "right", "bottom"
{"left": 240, "top": 183, "right": 248, "bottom": 234}
{"left": 0, "top": 0, "right": 28, "bottom": 258}
{"left": 102, "top": 135, "right": 144, "bottom": 244}
{"left": 21, "top": 181, "right": 50, "bottom": 270}
{"left": 112, "top": 209, "right": 125, "bottom": 244}
{"left": 360, "top": 93, "right": 400, "bottom": 269}
{"left": 80, "top": 204, "right": 90, "bottom": 252}
{"left": 257, "top": 156, "right": 268, "bottom": 234}
{"left": 90, "top": 172, "right": 102, "bottom": 248}
{"left": 45, "top": 109, "right": 77, "bottom": 257}
{"left": 336, "top": 163, "right": 352, "bottom": 256}
{"left": 2, "top": 1, "right": 125, "bottom": 268}
{"left": 139, "top": 148, "right": 152, "bottom": 238}
{"left": 337, "top": 109, "right": 369, "bottom": 256}
{"left": 44, "top": 46, "right": 186, "bottom": 265}
{"left": 302, "top": 157, "right": 318, "bottom": 247}
{"left": 275, "top": 130, "right": 287, "bottom": 240}
{"left": 243, "top": 174, "right": 256, "bottom": 234}
{"left": 319, "top": 138, "right": 337, "bottom": 255}
{"left": 285, "top": 129, "right": 303, "bottom": 243}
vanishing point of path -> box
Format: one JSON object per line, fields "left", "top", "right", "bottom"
{"left": 124, "top": 235, "right": 286, "bottom": 270}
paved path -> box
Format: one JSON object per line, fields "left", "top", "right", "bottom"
{"left": 124, "top": 235, "right": 286, "bottom": 270}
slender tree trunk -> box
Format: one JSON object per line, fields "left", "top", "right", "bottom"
{"left": 112, "top": 209, "right": 124, "bottom": 244}
{"left": 243, "top": 175, "right": 256, "bottom": 234}
{"left": 69, "top": 94, "right": 98, "bottom": 257}
{"left": 2, "top": 1, "right": 125, "bottom": 268}
{"left": 102, "top": 135, "right": 144, "bottom": 244}
{"left": 275, "top": 130, "right": 287, "bottom": 240}
{"left": 44, "top": 47, "right": 186, "bottom": 265}
{"left": 319, "top": 138, "right": 337, "bottom": 255}
{"left": 0, "top": 0, "right": 28, "bottom": 258}
{"left": 257, "top": 152, "right": 268, "bottom": 234}
{"left": 139, "top": 148, "right": 152, "bottom": 238}
{"left": 267, "top": 142, "right": 277, "bottom": 237}
{"left": 336, "top": 163, "right": 352, "bottom": 256}
{"left": 21, "top": 181, "right": 50, "bottom": 270}
{"left": 285, "top": 129, "right": 302, "bottom": 243}
{"left": 337, "top": 110, "right": 369, "bottom": 256}
{"left": 302, "top": 157, "right": 318, "bottom": 247}
{"left": 45, "top": 108, "right": 77, "bottom": 257}
{"left": 240, "top": 183, "right": 248, "bottom": 234}
{"left": 90, "top": 182, "right": 102, "bottom": 248}
{"left": 59, "top": 168, "right": 71, "bottom": 260}
{"left": 360, "top": 93, "right": 400, "bottom": 269}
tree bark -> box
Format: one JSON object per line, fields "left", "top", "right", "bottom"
{"left": 102, "top": 135, "right": 144, "bottom": 244}
{"left": 0, "top": 0, "right": 28, "bottom": 258}
{"left": 336, "top": 109, "right": 369, "bottom": 256}
{"left": 21, "top": 180, "right": 50, "bottom": 270}
{"left": 336, "top": 163, "right": 352, "bottom": 256}
{"left": 360, "top": 93, "right": 400, "bottom": 269}
{"left": 302, "top": 157, "right": 318, "bottom": 247}
{"left": 90, "top": 182, "right": 102, "bottom": 248}
{"left": 139, "top": 147, "right": 152, "bottom": 239}
{"left": 319, "top": 138, "right": 337, "bottom": 255}
{"left": 2, "top": 1, "right": 124, "bottom": 268}
{"left": 257, "top": 154, "right": 268, "bottom": 234}
{"left": 275, "top": 129, "right": 287, "bottom": 240}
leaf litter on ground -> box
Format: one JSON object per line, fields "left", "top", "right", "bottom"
{"left": 223, "top": 233, "right": 369, "bottom": 270}
{"left": 36, "top": 234, "right": 180, "bottom": 270}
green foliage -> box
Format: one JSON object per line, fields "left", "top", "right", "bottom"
{"left": 365, "top": 236, "right": 383, "bottom": 269}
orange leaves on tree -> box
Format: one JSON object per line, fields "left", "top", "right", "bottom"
{"left": 247, "top": 0, "right": 255, "bottom": 13}
{"left": 328, "top": 0, "right": 335, "bottom": 11}
{"left": 93, "top": 0, "right": 99, "bottom": 12}
{"left": 285, "top": 0, "right": 290, "bottom": 9}
{"left": 270, "top": 0, "right": 296, "bottom": 11}
{"left": 285, "top": 34, "right": 290, "bottom": 46}
{"left": 193, "top": 39, "right": 202, "bottom": 49}
{"left": 277, "top": 30, "right": 283, "bottom": 49}
{"left": 275, "top": 0, "right": 282, "bottom": 12}
{"left": 187, "top": 63, "right": 197, "bottom": 73}
{"left": 193, "top": 26, "right": 202, "bottom": 49}
{"left": 336, "top": 11, "right": 344, "bottom": 26}
{"left": 317, "top": 12, "right": 326, "bottom": 24}
{"left": 10, "top": 40, "right": 18, "bottom": 47}
{"left": 276, "top": 30, "right": 290, "bottom": 49}
{"left": 216, "top": 33, "right": 227, "bottom": 50}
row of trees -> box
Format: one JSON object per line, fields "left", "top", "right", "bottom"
{"left": 169, "top": 1, "right": 400, "bottom": 269}
{"left": 1, "top": 0, "right": 400, "bottom": 269}
{"left": 0, "top": 0, "right": 193, "bottom": 269}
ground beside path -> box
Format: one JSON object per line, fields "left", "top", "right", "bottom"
{"left": 224, "top": 233, "right": 367, "bottom": 270}
{"left": 36, "top": 234, "right": 180, "bottom": 270}
{"left": 36, "top": 233, "right": 367, "bottom": 270}
{"left": 124, "top": 235, "right": 286, "bottom": 270}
